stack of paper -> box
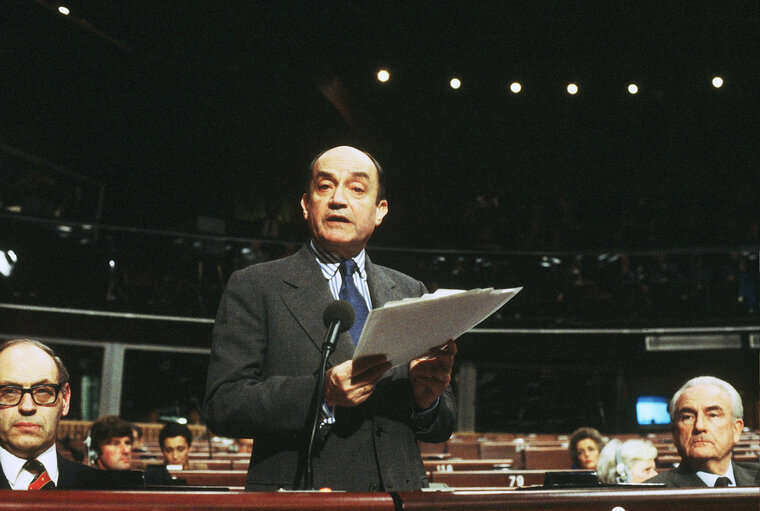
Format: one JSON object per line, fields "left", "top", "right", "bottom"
{"left": 353, "top": 287, "right": 522, "bottom": 367}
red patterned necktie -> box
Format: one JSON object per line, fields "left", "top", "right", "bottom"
{"left": 24, "top": 459, "right": 55, "bottom": 490}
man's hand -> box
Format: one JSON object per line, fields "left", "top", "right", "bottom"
{"left": 324, "top": 355, "right": 391, "bottom": 408}
{"left": 409, "top": 341, "right": 457, "bottom": 410}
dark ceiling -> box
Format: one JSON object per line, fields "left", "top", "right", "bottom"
{"left": 2, "top": 1, "right": 759, "bottom": 244}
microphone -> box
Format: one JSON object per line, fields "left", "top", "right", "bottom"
{"left": 304, "top": 300, "right": 354, "bottom": 490}
{"left": 321, "top": 300, "right": 354, "bottom": 352}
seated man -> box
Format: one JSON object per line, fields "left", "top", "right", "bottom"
{"left": 88, "top": 415, "right": 133, "bottom": 470}
{"left": 0, "top": 339, "right": 95, "bottom": 489}
{"left": 647, "top": 376, "right": 760, "bottom": 486}
{"left": 159, "top": 422, "right": 192, "bottom": 469}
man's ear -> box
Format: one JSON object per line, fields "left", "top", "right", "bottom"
{"left": 374, "top": 199, "right": 388, "bottom": 226}
{"left": 60, "top": 382, "right": 71, "bottom": 417}
{"left": 733, "top": 418, "right": 744, "bottom": 444}
{"left": 300, "top": 194, "right": 309, "bottom": 220}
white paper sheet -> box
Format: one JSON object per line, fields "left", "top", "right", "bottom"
{"left": 352, "top": 287, "right": 522, "bottom": 367}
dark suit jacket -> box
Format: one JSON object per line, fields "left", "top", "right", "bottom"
{"left": 0, "top": 452, "right": 96, "bottom": 489}
{"left": 203, "top": 245, "right": 456, "bottom": 491}
{"left": 647, "top": 461, "right": 760, "bottom": 487}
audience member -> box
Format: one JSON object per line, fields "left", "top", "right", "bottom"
{"left": 89, "top": 415, "right": 133, "bottom": 470}
{"left": 596, "top": 438, "right": 658, "bottom": 483}
{"left": 646, "top": 376, "right": 760, "bottom": 486}
{"left": 569, "top": 427, "right": 604, "bottom": 470}
{"left": 0, "top": 339, "right": 95, "bottom": 489}
{"left": 231, "top": 438, "right": 253, "bottom": 454}
{"left": 159, "top": 422, "right": 192, "bottom": 469}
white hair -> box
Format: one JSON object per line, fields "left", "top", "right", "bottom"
{"left": 669, "top": 376, "right": 743, "bottom": 423}
{"left": 596, "top": 438, "right": 658, "bottom": 484}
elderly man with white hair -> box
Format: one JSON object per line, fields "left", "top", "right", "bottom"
{"left": 646, "top": 376, "right": 760, "bottom": 487}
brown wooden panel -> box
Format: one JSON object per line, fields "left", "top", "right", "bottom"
{"left": 424, "top": 459, "right": 513, "bottom": 472}
{"left": 398, "top": 488, "right": 760, "bottom": 511}
{"left": 479, "top": 441, "right": 519, "bottom": 460}
{"left": 0, "top": 490, "right": 396, "bottom": 510}
{"left": 446, "top": 438, "right": 480, "bottom": 459}
{"left": 168, "top": 470, "right": 247, "bottom": 487}
{"left": 430, "top": 469, "right": 546, "bottom": 488}
{"left": 524, "top": 447, "right": 572, "bottom": 470}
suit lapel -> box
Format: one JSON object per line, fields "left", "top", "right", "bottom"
{"left": 280, "top": 246, "right": 354, "bottom": 366}
{"left": 365, "top": 256, "right": 398, "bottom": 308}
{"left": 0, "top": 466, "right": 10, "bottom": 489}
{"left": 673, "top": 463, "right": 707, "bottom": 487}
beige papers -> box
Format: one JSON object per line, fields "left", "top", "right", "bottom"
{"left": 352, "top": 287, "right": 522, "bottom": 367}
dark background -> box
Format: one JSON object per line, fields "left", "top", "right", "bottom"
{"left": 2, "top": 2, "right": 759, "bottom": 432}
{"left": 2, "top": 1, "right": 758, "bottom": 248}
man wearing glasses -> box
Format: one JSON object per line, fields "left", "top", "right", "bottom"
{"left": 0, "top": 339, "right": 93, "bottom": 489}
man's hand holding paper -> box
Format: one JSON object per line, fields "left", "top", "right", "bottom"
{"left": 410, "top": 341, "right": 457, "bottom": 409}
{"left": 324, "top": 355, "right": 391, "bottom": 408}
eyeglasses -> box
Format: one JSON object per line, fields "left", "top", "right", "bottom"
{"left": 0, "top": 384, "right": 64, "bottom": 406}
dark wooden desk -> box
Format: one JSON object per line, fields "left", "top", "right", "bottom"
{"left": 0, "top": 488, "right": 757, "bottom": 511}
{"left": 399, "top": 487, "right": 760, "bottom": 511}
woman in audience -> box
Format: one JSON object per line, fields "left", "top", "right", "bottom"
{"left": 569, "top": 427, "right": 604, "bottom": 470}
{"left": 596, "top": 438, "right": 658, "bottom": 483}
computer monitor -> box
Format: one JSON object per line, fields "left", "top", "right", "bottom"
{"left": 636, "top": 395, "right": 670, "bottom": 427}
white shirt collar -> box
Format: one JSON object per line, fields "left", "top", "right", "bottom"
{"left": 695, "top": 461, "right": 736, "bottom": 487}
{"left": 0, "top": 444, "right": 59, "bottom": 489}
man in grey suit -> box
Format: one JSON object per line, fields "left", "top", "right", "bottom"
{"left": 647, "top": 376, "right": 760, "bottom": 487}
{"left": 204, "top": 146, "right": 456, "bottom": 491}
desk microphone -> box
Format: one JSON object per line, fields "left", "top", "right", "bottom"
{"left": 305, "top": 300, "right": 354, "bottom": 490}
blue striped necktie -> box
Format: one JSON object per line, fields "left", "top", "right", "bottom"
{"left": 339, "top": 259, "right": 368, "bottom": 344}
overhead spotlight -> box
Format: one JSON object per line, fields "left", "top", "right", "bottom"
{"left": 109, "top": 260, "right": 116, "bottom": 269}
{"left": 58, "top": 6, "right": 70, "bottom": 15}
{"left": 712, "top": 76, "right": 724, "bottom": 88}
{"left": 510, "top": 82, "right": 522, "bottom": 93}
{"left": 566, "top": 83, "right": 578, "bottom": 95}
{"left": 450, "top": 78, "right": 461, "bottom": 90}
{"left": 376, "top": 69, "right": 390, "bottom": 83}
{"left": 628, "top": 83, "right": 639, "bottom": 94}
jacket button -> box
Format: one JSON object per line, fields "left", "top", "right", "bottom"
{"left": 375, "top": 427, "right": 383, "bottom": 437}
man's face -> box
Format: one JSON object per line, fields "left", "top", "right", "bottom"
{"left": 162, "top": 436, "right": 190, "bottom": 468}
{"left": 0, "top": 343, "right": 70, "bottom": 459}
{"left": 576, "top": 438, "right": 599, "bottom": 469}
{"left": 97, "top": 435, "right": 132, "bottom": 470}
{"left": 672, "top": 384, "right": 743, "bottom": 473}
{"left": 301, "top": 146, "right": 388, "bottom": 259}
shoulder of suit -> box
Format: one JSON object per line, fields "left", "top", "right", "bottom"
{"left": 231, "top": 249, "right": 308, "bottom": 279}
{"left": 369, "top": 263, "right": 423, "bottom": 287}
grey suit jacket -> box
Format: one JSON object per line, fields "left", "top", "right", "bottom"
{"left": 647, "top": 461, "right": 760, "bottom": 487}
{"left": 203, "top": 245, "right": 455, "bottom": 491}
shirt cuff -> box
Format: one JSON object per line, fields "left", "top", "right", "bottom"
{"left": 412, "top": 397, "right": 440, "bottom": 419}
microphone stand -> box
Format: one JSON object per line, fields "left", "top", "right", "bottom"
{"left": 303, "top": 319, "right": 343, "bottom": 490}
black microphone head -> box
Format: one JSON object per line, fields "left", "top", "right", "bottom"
{"left": 323, "top": 300, "right": 355, "bottom": 333}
